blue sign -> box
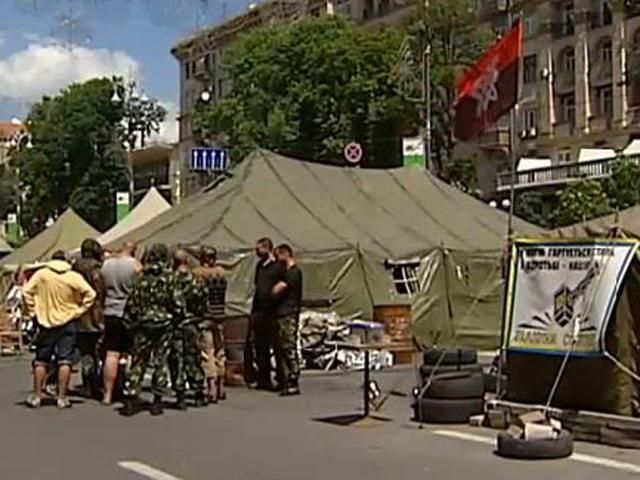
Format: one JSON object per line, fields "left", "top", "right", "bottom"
{"left": 189, "top": 147, "right": 229, "bottom": 172}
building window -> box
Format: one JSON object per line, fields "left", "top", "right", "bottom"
{"left": 562, "top": 1, "right": 575, "bottom": 36}
{"left": 389, "top": 261, "right": 420, "bottom": 296}
{"left": 522, "top": 108, "right": 537, "bottom": 133}
{"left": 599, "top": 37, "right": 613, "bottom": 63}
{"left": 597, "top": 85, "right": 613, "bottom": 117}
{"left": 558, "top": 149, "right": 572, "bottom": 163}
{"left": 560, "top": 47, "right": 575, "bottom": 73}
{"left": 523, "top": 13, "right": 536, "bottom": 38}
{"left": 184, "top": 62, "right": 191, "bottom": 80}
{"left": 601, "top": 1, "right": 613, "bottom": 26}
{"left": 633, "top": 29, "right": 640, "bottom": 53}
{"left": 523, "top": 55, "right": 537, "bottom": 84}
{"left": 560, "top": 93, "right": 575, "bottom": 124}
{"left": 492, "top": 14, "right": 509, "bottom": 37}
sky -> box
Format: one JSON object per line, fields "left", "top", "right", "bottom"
{"left": 0, "top": 0, "right": 246, "bottom": 143}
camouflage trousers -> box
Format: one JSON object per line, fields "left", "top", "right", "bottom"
{"left": 123, "top": 329, "right": 171, "bottom": 398}
{"left": 168, "top": 325, "right": 205, "bottom": 394}
{"left": 275, "top": 314, "right": 300, "bottom": 387}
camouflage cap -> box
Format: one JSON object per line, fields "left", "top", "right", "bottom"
{"left": 145, "top": 243, "right": 170, "bottom": 265}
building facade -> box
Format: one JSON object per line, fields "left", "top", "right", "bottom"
{"left": 171, "top": 0, "right": 414, "bottom": 196}
{"left": 0, "top": 120, "right": 25, "bottom": 167}
{"left": 478, "top": 0, "right": 640, "bottom": 194}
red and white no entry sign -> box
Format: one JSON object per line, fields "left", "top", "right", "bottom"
{"left": 343, "top": 142, "right": 363, "bottom": 164}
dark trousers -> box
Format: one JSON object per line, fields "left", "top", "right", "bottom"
{"left": 75, "top": 331, "right": 102, "bottom": 399}
{"left": 251, "top": 310, "right": 279, "bottom": 387}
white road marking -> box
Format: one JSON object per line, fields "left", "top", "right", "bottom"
{"left": 118, "top": 461, "right": 185, "bottom": 480}
{"left": 571, "top": 453, "right": 640, "bottom": 474}
{"left": 434, "top": 429, "right": 640, "bottom": 474}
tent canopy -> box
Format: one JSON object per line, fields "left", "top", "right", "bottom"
{"left": 552, "top": 205, "right": 640, "bottom": 239}
{"left": 113, "top": 150, "right": 543, "bottom": 258}
{"left": 0, "top": 209, "right": 100, "bottom": 267}
{"left": 98, "top": 187, "right": 170, "bottom": 247}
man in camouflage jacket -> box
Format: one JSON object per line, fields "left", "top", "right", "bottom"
{"left": 122, "top": 243, "right": 176, "bottom": 416}
{"left": 169, "top": 249, "right": 207, "bottom": 409}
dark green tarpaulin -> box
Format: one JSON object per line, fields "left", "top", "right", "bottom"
{"left": 108, "top": 150, "right": 544, "bottom": 350}
{"left": 111, "top": 150, "right": 541, "bottom": 256}
{"left": 0, "top": 209, "right": 100, "bottom": 268}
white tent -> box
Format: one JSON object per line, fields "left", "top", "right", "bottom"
{"left": 98, "top": 187, "right": 170, "bottom": 247}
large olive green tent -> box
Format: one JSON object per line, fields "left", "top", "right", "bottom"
{"left": 553, "top": 206, "right": 640, "bottom": 239}
{"left": 113, "top": 150, "right": 543, "bottom": 348}
{"left": 0, "top": 208, "right": 100, "bottom": 267}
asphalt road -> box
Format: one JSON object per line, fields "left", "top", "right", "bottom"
{"left": 1, "top": 360, "right": 640, "bottom": 480}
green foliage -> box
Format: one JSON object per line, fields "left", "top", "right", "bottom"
{"left": 515, "top": 191, "right": 552, "bottom": 228}
{"left": 398, "top": 0, "right": 493, "bottom": 174}
{"left": 11, "top": 77, "right": 166, "bottom": 236}
{"left": 442, "top": 157, "right": 477, "bottom": 193}
{"left": 194, "top": 16, "right": 417, "bottom": 166}
{"left": 603, "top": 158, "right": 640, "bottom": 211}
{"left": 0, "top": 164, "right": 17, "bottom": 221}
{"left": 551, "top": 178, "right": 613, "bottom": 227}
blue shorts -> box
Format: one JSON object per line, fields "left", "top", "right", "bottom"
{"left": 34, "top": 322, "right": 77, "bottom": 366}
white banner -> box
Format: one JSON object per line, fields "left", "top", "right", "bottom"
{"left": 504, "top": 240, "right": 637, "bottom": 355}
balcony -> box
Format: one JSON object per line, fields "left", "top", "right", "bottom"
{"left": 496, "top": 154, "right": 639, "bottom": 192}
{"left": 551, "top": 21, "right": 575, "bottom": 39}
{"left": 555, "top": 71, "right": 575, "bottom": 92}
{"left": 627, "top": 0, "right": 640, "bottom": 18}
{"left": 591, "top": 62, "right": 613, "bottom": 84}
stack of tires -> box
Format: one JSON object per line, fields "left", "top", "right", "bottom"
{"left": 413, "top": 348, "right": 485, "bottom": 424}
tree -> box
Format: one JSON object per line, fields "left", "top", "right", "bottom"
{"left": 396, "top": 0, "right": 493, "bottom": 175}
{"left": 0, "top": 164, "right": 17, "bottom": 221}
{"left": 194, "top": 16, "right": 417, "bottom": 166}
{"left": 603, "top": 158, "right": 640, "bottom": 211}
{"left": 551, "top": 178, "right": 613, "bottom": 227}
{"left": 11, "top": 77, "right": 166, "bottom": 235}
{"left": 515, "top": 191, "right": 553, "bottom": 228}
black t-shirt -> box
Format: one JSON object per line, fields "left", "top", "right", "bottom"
{"left": 253, "top": 259, "right": 285, "bottom": 311}
{"left": 276, "top": 265, "right": 303, "bottom": 318}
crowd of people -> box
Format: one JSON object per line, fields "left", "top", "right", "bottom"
{"left": 12, "top": 236, "right": 303, "bottom": 415}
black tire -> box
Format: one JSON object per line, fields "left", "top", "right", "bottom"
{"left": 413, "top": 397, "right": 484, "bottom": 424}
{"left": 423, "top": 348, "right": 477, "bottom": 366}
{"left": 496, "top": 430, "right": 574, "bottom": 460}
{"left": 420, "top": 363, "right": 482, "bottom": 381}
{"left": 425, "top": 372, "right": 484, "bottom": 400}
{"left": 483, "top": 372, "right": 507, "bottom": 394}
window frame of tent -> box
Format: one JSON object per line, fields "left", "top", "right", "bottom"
{"left": 388, "top": 260, "right": 421, "bottom": 297}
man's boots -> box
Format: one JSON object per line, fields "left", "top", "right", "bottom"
{"left": 121, "top": 398, "right": 136, "bottom": 417}
{"left": 175, "top": 392, "right": 187, "bottom": 411}
{"left": 194, "top": 391, "right": 207, "bottom": 408}
{"left": 150, "top": 395, "right": 164, "bottom": 416}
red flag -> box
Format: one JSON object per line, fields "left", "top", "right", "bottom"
{"left": 454, "top": 20, "right": 522, "bottom": 142}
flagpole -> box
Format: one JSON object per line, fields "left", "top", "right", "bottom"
{"left": 497, "top": 6, "right": 522, "bottom": 399}
{"left": 423, "top": 0, "right": 432, "bottom": 171}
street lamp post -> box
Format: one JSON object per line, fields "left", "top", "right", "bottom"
{"left": 111, "top": 78, "right": 139, "bottom": 205}
{"left": 9, "top": 130, "right": 33, "bottom": 240}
